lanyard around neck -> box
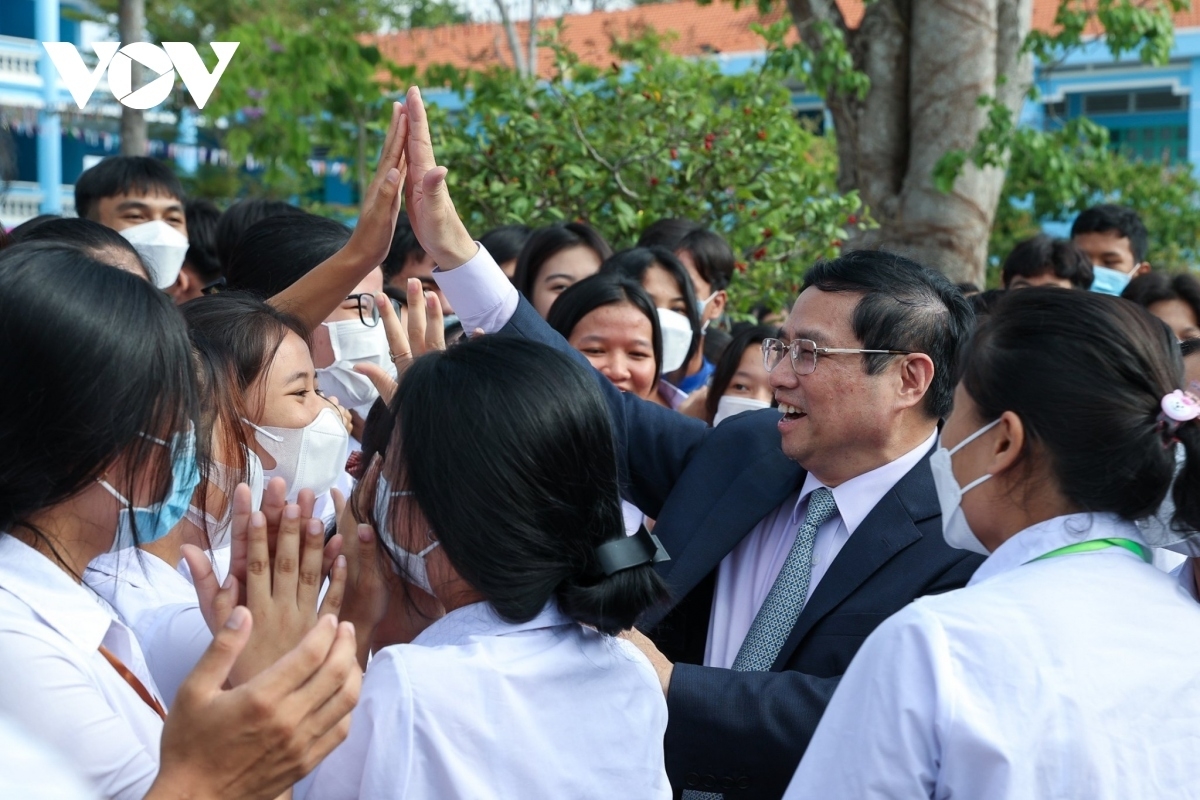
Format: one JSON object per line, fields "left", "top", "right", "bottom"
{"left": 1025, "top": 537, "right": 1152, "bottom": 565}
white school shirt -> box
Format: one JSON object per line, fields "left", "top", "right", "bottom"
{"left": 87, "top": 549, "right": 214, "bottom": 708}
{"left": 300, "top": 601, "right": 671, "bottom": 800}
{"left": 0, "top": 536, "right": 164, "bottom": 800}
{"left": 705, "top": 430, "right": 937, "bottom": 668}
{"left": 0, "top": 711, "right": 100, "bottom": 799}
{"left": 785, "top": 513, "right": 1200, "bottom": 800}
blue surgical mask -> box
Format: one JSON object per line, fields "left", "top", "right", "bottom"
{"left": 98, "top": 428, "right": 200, "bottom": 551}
{"left": 1090, "top": 265, "right": 1133, "bottom": 296}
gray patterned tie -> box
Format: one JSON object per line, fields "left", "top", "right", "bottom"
{"left": 732, "top": 487, "right": 839, "bottom": 672}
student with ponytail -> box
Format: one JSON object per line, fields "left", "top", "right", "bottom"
{"left": 787, "top": 288, "right": 1200, "bottom": 799}
{"left": 302, "top": 335, "right": 672, "bottom": 799}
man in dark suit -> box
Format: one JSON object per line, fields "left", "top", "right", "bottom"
{"left": 398, "top": 86, "right": 984, "bottom": 800}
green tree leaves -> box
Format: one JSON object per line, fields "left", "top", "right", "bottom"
{"left": 429, "top": 29, "right": 865, "bottom": 316}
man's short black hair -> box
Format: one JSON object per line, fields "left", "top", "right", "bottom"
{"left": 184, "top": 199, "right": 222, "bottom": 283}
{"left": 74, "top": 156, "right": 184, "bottom": 221}
{"left": 1001, "top": 234, "right": 1094, "bottom": 289}
{"left": 802, "top": 250, "right": 974, "bottom": 420}
{"left": 1070, "top": 204, "right": 1149, "bottom": 264}
{"left": 382, "top": 212, "right": 426, "bottom": 281}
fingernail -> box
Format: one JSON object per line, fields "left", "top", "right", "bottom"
{"left": 307, "top": 519, "right": 323, "bottom": 536}
{"left": 357, "top": 523, "right": 372, "bottom": 543}
{"left": 221, "top": 573, "right": 234, "bottom": 590}
{"left": 336, "top": 554, "right": 347, "bottom": 569}
{"left": 344, "top": 621, "right": 356, "bottom": 637}
{"left": 284, "top": 505, "right": 299, "bottom": 520}
{"left": 251, "top": 510, "right": 266, "bottom": 528}
{"left": 324, "top": 614, "right": 338, "bottom": 630}
{"left": 225, "top": 606, "right": 249, "bottom": 630}
{"left": 386, "top": 168, "right": 400, "bottom": 184}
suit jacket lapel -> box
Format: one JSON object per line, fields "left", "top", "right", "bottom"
{"left": 654, "top": 446, "right": 803, "bottom": 615}
{"left": 768, "top": 451, "right": 940, "bottom": 669}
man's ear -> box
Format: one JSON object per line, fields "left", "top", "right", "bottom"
{"left": 707, "top": 290, "right": 728, "bottom": 322}
{"left": 168, "top": 266, "right": 195, "bottom": 305}
{"left": 1134, "top": 262, "right": 1152, "bottom": 277}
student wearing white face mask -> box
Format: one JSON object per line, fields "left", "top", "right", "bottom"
{"left": 88, "top": 295, "right": 336, "bottom": 704}
{"left": 786, "top": 288, "right": 1200, "bottom": 800}
{"left": 601, "top": 247, "right": 704, "bottom": 410}
{"left": 702, "top": 324, "right": 778, "bottom": 427}
{"left": 0, "top": 243, "right": 360, "bottom": 800}
{"left": 676, "top": 228, "right": 737, "bottom": 391}
{"left": 300, "top": 336, "right": 672, "bottom": 800}
{"left": 184, "top": 293, "right": 351, "bottom": 512}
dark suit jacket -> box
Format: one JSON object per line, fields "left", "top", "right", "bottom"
{"left": 498, "top": 298, "right": 984, "bottom": 800}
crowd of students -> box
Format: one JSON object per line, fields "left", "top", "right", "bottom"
{"left": 1, "top": 87, "right": 1199, "bottom": 800}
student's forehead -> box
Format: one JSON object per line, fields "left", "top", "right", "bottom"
{"left": 110, "top": 190, "right": 183, "bottom": 209}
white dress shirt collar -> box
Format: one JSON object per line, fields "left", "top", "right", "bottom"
{"left": 797, "top": 429, "right": 938, "bottom": 534}
{"left": 413, "top": 600, "right": 573, "bottom": 648}
{"left": 969, "top": 512, "right": 1146, "bottom": 587}
{"left": 0, "top": 535, "right": 115, "bottom": 654}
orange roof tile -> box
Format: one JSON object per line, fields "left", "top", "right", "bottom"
{"left": 372, "top": 0, "right": 1198, "bottom": 79}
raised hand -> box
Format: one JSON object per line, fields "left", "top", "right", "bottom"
{"left": 402, "top": 86, "right": 477, "bottom": 269}
{"left": 355, "top": 279, "right": 446, "bottom": 404}
{"left": 269, "top": 100, "right": 409, "bottom": 330}
{"left": 149, "top": 609, "right": 360, "bottom": 800}
{"left": 343, "top": 100, "right": 409, "bottom": 269}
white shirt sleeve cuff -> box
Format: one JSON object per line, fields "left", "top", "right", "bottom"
{"left": 433, "top": 244, "right": 520, "bottom": 335}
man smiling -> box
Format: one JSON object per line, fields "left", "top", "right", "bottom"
{"left": 397, "top": 85, "right": 986, "bottom": 800}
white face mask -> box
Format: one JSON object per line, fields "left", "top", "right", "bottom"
{"left": 186, "top": 449, "right": 265, "bottom": 549}
{"left": 695, "top": 291, "right": 718, "bottom": 334}
{"left": 930, "top": 418, "right": 1002, "bottom": 555}
{"left": 243, "top": 407, "right": 349, "bottom": 502}
{"left": 657, "top": 307, "right": 694, "bottom": 374}
{"left": 712, "top": 395, "right": 772, "bottom": 427}
{"left": 315, "top": 319, "right": 396, "bottom": 416}
{"left": 375, "top": 474, "right": 440, "bottom": 593}
{"left": 119, "top": 220, "right": 190, "bottom": 289}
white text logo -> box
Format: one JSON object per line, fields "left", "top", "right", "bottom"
{"left": 42, "top": 42, "right": 239, "bottom": 110}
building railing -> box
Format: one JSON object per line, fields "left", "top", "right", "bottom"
{"left": 1, "top": 181, "right": 76, "bottom": 229}
{"left": 0, "top": 35, "right": 43, "bottom": 88}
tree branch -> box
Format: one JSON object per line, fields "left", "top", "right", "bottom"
{"left": 494, "top": 0, "right": 527, "bottom": 77}
{"left": 549, "top": 85, "right": 640, "bottom": 199}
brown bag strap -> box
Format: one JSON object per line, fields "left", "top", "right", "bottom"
{"left": 98, "top": 645, "right": 167, "bottom": 721}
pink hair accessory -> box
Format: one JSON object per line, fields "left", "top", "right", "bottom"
{"left": 1161, "top": 390, "right": 1200, "bottom": 423}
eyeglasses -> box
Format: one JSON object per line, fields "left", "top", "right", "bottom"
{"left": 762, "top": 338, "right": 912, "bottom": 376}
{"left": 200, "top": 276, "right": 226, "bottom": 296}
{"left": 345, "top": 293, "right": 404, "bottom": 327}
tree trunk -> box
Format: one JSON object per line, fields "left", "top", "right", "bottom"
{"left": 527, "top": 0, "right": 539, "bottom": 78}
{"left": 118, "top": 0, "right": 148, "bottom": 156}
{"left": 494, "top": 0, "right": 528, "bottom": 77}
{"left": 787, "top": 0, "right": 1033, "bottom": 285}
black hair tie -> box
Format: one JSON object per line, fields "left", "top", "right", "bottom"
{"left": 595, "top": 525, "right": 671, "bottom": 577}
